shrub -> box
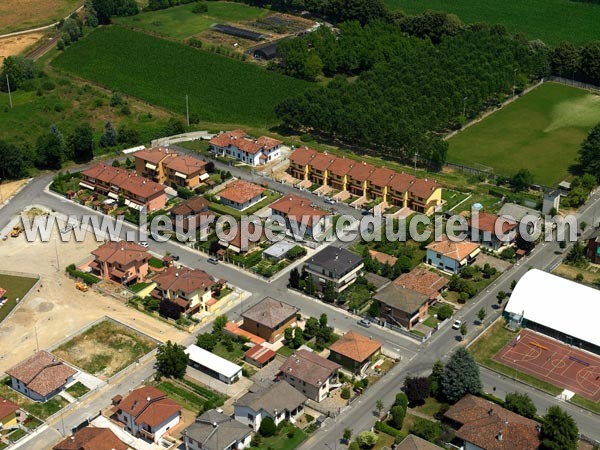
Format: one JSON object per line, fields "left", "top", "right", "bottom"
{"left": 341, "top": 387, "right": 351, "bottom": 399}
{"left": 374, "top": 421, "right": 404, "bottom": 437}
{"left": 191, "top": 2, "right": 208, "bottom": 14}
{"left": 259, "top": 417, "right": 277, "bottom": 437}
{"left": 436, "top": 304, "right": 453, "bottom": 320}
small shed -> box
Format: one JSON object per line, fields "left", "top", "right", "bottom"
{"left": 263, "top": 241, "right": 296, "bottom": 261}
{"left": 244, "top": 344, "right": 276, "bottom": 368}
{"left": 252, "top": 41, "right": 280, "bottom": 60}
{"left": 185, "top": 344, "right": 242, "bottom": 384}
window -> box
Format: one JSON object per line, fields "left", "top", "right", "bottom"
{"left": 247, "top": 413, "right": 254, "bottom": 420}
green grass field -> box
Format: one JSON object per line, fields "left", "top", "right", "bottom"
{"left": 52, "top": 27, "right": 312, "bottom": 127}
{"left": 385, "top": 0, "right": 600, "bottom": 46}
{"left": 447, "top": 82, "right": 600, "bottom": 186}
{"left": 0, "top": 273, "right": 38, "bottom": 323}
{"left": 115, "top": 1, "right": 270, "bottom": 39}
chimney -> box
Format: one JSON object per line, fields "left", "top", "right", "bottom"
{"left": 147, "top": 396, "right": 151, "bottom": 402}
{"left": 212, "top": 422, "right": 218, "bottom": 428}
{"left": 488, "top": 408, "right": 494, "bottom": 416}
{"left": 497, "top": 431, "right": 503, "bottom": 441}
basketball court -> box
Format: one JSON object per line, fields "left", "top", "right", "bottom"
{"left": 493, "top": 329, "right": 600, "bottom": 402}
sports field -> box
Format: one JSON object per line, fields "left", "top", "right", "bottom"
{"left": 494, "top": 329, "right": 600, "bottom": 402}
{"left": 447, "top": 82, "right": 600, "bottom": 186}
{"left": 115, "top": 1, "right": 270, "bottom": 40}
{"left": 386, "top": 0, "right": 600, "bottom": 45}
{"left": 52, "top": 27, "right": 312, "bottom": 126}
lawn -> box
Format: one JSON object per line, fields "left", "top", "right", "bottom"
{"left": 115, "top": 1, "right": 270, "bottom": 40}
{"left": 0, "top": 273, "right": 38, "bottom": 323}
{"left": 156, "top": 378, "right": 227, "bottom": 413}
{"left": 210, "top": 189, "right": 281, "bottom": 219}
{"left": 447, "top": 82, "right": 600, "bottom": 186}
{"left": 385, "top": 0, "right": 600, "bottom": 45}
{"left": 469, "top": 319, "right": 562, "bottom": 395}
{"left": 52, "top": 27, "right": 312, "bottom": 127}
{"left": 53, "top": 319, "right": 157, "bottom": 378}
{"left": 249, "top": 422, "right": 307, "bottom": 450}
{"left": 0, "top": 0, "right": 81, "bottom": 34}
{"left": 0, "top": 378, "right": 67, "bottom": 419}
{"left": 65, "top": 381, "right": 90, "bottom": 398}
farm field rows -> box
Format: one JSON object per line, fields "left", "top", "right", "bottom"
{"left": 0, "top": 0, "right": 81, "bottom": 35}
{"left": 385, "top": 0, "right": 600, "bottom": 45}
{"left": 115, "top": 1, "right": 270, "bottom": 40}
{"left": 52, "top": 27, "right": 312, "bottom": 126}
{"left": 447, "top": 82, "right": 600, "bottom": 186}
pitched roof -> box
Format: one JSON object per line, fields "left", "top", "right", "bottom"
{"left": 134, "top": 147, "right": 175, "bottom": 165}
{"left": 280, "top": 349, "right": 340, "bottom": 387}
{"left": 91, "top": 241, "right": 150, "bottom": 266}
{"left": 310, "top": 152, "right": 336, "bottom": 171}
{"left": 369, "top": 250, "right": 397, "bottom": 266}
{"left": 52, "top": 427, "right": 128, "bottom": 450}
{"left": 209, "top": 129, "right": 247, "bottom": 148}
{"left": 444, "top": 394, "right": 541, "bottom": 450}
{"left": 225, "top": 221, "right": 266, "bottom": 250}
{"left": 388, "top": 172, "right": 417, "bottom": 193}
{"left": 256, "top": 135, "right": 282, "bottom": 150}
{"left": 118, "top": 386, "right": 181, "bottom": 428}
{"left": 408, "top": 178, "right": 440, "bottom": 199}
{"left": 81, "top": 164, "right": 165, "bottom": 199}
{"left": 218, "top": 180, "right": 266, "bottom": 205}
{"left": 373, "top": 283, "right": 429, "bottom": 314}
{"left": 306, "top": 246, "right": 363, "bottom": 278}
{"left": 329, "top": 331, "right": 381, "bottom": 363}
{"left": 468, "top": 212, "right": 517, "bottom": 234}
{"left": 153, "top": 266, "right": 215, "bottom": 295}
{"left": 396, "top": 434, "right": 443, "bottom": 450}
{"left": 209, "top": 130, "right": 280, "bottom": 155}
{"left": 393, "top": 268, "right": 448, "bottom": 300}
{"left": 242, "top": 297, "right": 299, "bottom": 329}
{"left": 368, "top": 167, "right": 397, "bottom": 188}
{"left": 0, "top": 397, "right": 19, "bottom": 420}
{"left": 270, "top": 194, "right": 329, "bottom": 228}
{"left": 164, "top": 155, "right": 207, "bottom": 175}
{"left": 244, "top": 344, "right": 277, "bottom": 365}
{"left": 426, "top": 238, "right": 480, "bottom": 262}
{"left": 170, "top": 196, "right": 210, "bottom": 217}
{"left": 328, "top": 157, "right": 355, "bottom": 177}
{"left": 6, "top": 351, "right": 76, "bottom": 397}
{"left": 347, "top": 161, "right": 376, "bottom": 182}
{"left": 289, "top": 147, "right": 317, "bottom": 166}
{"left": 184, "top": 409, "right": 251, "bottom": 450}
{"left": 235, "top": 380, "right": 306, "bottom": 415}
{"left": 497, "top": 203, "right": 541, "bottom": 222}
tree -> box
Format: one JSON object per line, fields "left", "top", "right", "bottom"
{"left": 196, "top": 332, "right": 217, "bottom": 351}
{"left": 343, "top": 428, "right": 353, "bottom": 443}
{"left": 441, "top": 347, "right": 482, "bottom": 403}
{"left": 410, "top": 418, "right": 442, "bottom": 442}
{"left": 375, "top": 399, "right": 384, "bottom": 416}
{"left": 155, "top": 341, "right": 188, "bottom": 379}
{"left": 0, "top": 56, "right": 35, "bottom": 92}
{"left": 510, "top": 169, "right": 534, "bottom": 192}
{"left": 164, "top": 117, "right": 185, "bottom": 136}
{"left": 68, "top": 124, "right": 94, "bottom": 163}
{"left": 394, "top": 392, "right": 408, "bottom": 410}
{"left": 540, "top": 406, "right": 578, "bottom": 450}
{"left": 212, "top": 315, "right": 227, "bottom": 336}
{"left": 292, "top": 327, "right": 304, "bottom": 348}
{"left": 578, "top": 123, "right": 600, "bottom": 180}
{"left": 436, "top": 304, "right": 453, "bottom": 321}
{"left": 289, "top": 267, "right": 300, "bottom": 289}
{"left": 284, "top": 327, "right": 294, "bottom": 344}
{"left": 159, "top": 299, "right": 181, "bottom": 320}
{"left": 510, "top": 279, "right": 517, "bottom": 290}
{"left": 429, "top": 360, "right": 444, "bottom": 398}
{"left": 497, "top": 291, "right": 507, "bottom": 306}
{"left": 0, "top": 140, "right": 27, "bottom": 180}
{"left": 99, "top": 121, "right": 118, "bottom": 147}
{"left": 390, "top": 405, "right": 405, "bottom": 428}
{"left": 85, "top": 0, "right": 99, "bottom": 27}
{"left": 403, "top": 377, "right": 430, "bottom": 406}
{"left": 259, "top": 416, "right": 277, "bottom": 437}
{"left": 477, "top": 307, "right": 486, "bottom": 324}
{"left": 460, "top": 322, "right": 467, "bottom": 339}
{"left": 341, "top": 387, "right": 351, "bottom": 400}
{"left": 356, "top": 431, "right": 378, "bottom": 448}
{"left": 304, "top": 317, "right": 320, "bottom": 339}
{"left": 61, "top": 18, "right": 82, "bottom": 43}
{"left": 117, "top": 126, "right": 141, "bottom": 146}
{"left": 36, "top": 130, "right": 65, "bottom": 170}
{"left": 504, "top": 392, "right": 537, "bottom": 419}
{"left": 323, "top": 281, "right": 337, "bottom": 303}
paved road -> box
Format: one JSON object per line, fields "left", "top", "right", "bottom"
{"left": 3, "top": 168, "right": 600, "bottom": 448}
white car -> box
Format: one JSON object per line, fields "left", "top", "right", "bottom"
{"left": 138, "top": 241, "right": 149, "bottom": 248}
{"left": 452, "top": 320, "right": 462, "bottom": 330}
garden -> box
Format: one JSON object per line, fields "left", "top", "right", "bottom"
{"left": 0, "top": 378, "right": 68, "bottom": 420}
{"left": 154, "top": 377, "right": 227, "bottom": 415}
{"left": 0, "top": 273, "right": 38, "bottom": 323}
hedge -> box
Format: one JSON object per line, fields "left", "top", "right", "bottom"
{"left": 66, "top": 264, "right": 101, "bottom": 285}
{"left": 374, "top": 421, "right": 407, "bottom": 440}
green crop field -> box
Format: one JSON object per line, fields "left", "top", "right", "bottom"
{"left": 448, "top": 82, "right": 600, "bottom": 186}
{"left": 115, "top": 1, "right": 270, "bottom": 40}
{"left": 52, "top": 27, "right": 312, "bottom": 126}
{"left": 385, "top": 0, "right": 600, "bottom": 45}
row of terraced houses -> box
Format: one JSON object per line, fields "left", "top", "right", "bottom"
{"left": 289, "top": 147, "right": 442, "bottom": 215}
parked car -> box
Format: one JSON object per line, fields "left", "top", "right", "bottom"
{"left": 138, "top": 241, "right": 149, "bottom": 248}
{"left": 357, "top": 319, "right": 371, "bottom": 328}
{"left": 172, "top": 255, "right": 180, "bottom": 261}
{"left": 452, "top": 320, "right": 462, "bottom": 330}
{"left": 207, "top": 257, "right": 219, "bottom": 265}
{"left": 324, "top": 198, "right": 336, "bottom": 205}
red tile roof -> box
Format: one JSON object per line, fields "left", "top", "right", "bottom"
{"left": 118, "top": 386, "right": 181, "bottom": 428}
{"left": 244, "top": 344, "right": 277, "bottom": 365}
{"left": 468, "top": 212, "right": 518, "bottom": 234}
{"left": 0, "top": 288, "right": 6, "bottom": 298}
{"left": 369, "top": 250, "right": 397, "bottom": 266}
{"left": 256, "top": 136, "right": 282, "bottom": 150}
{"left": 153, "top": 266, "right": 214, "bottom": 295}
{"left": 209, "top": 130, "right": 280, "bottom": 155}
{"left": 53, "top": 427, "right": 128, "bottom": 450}
{"left": 225, "top": 321, "right": 265, "bottom": 345}
{"left": 329, "top": 331, "right": 381, "bottom": 363}
{"left": 81, "top": 164, "right": 165, "bottom": 200}
{"left": 409, "top": 178, "right": 441, "bottom": 199}
{"left": 270, "top": 194, "right": 329, "bottom": 228}
{"left": 368, "top": 167, "right": 397, "bottom": 188}
{"left": 6, "top": 351, "right": 76, "bottom": 397}
{"left": 426, "top": 238, "right": 480, "bottom": 262}
{"left": 164, "top": 155, "right": 207, "bottom": 175}
{"left": 347, "top": 161, "right": 376, "bottom": 182}
{"left": 388, "top": 172, "right": 417, "bottom": 194}
{"left": 393, "top": 268, "right": 448, "bottom": 300}
{"left": 91, "top": 241, "right": 150, "bottom": 266}
{"left": 134, "top": 147, "right": 175, "bottom": 165}
{"left": 218, "top": 180, "right": 266, "bottom": 205}
{"left": 0, "top": 397, "right": 19, "bottom": 420}
{"left": 209, "top": 129, "right": 246, "bottom": 148}
{"left": 310, "top": 152, "right": 336, "bottom": 171}
{"left": 328, "top": 157, "right": 355, "bottom": 177}
{"left": 289, "top": 147, "right": 317, "bottom": 166}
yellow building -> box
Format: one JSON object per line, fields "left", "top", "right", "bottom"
{"left": 0, "top": 397, "right": 19, "bottom": 428}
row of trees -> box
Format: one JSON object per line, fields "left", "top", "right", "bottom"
{"left": 551, "top": 41, "right": 600, "bottom": 87}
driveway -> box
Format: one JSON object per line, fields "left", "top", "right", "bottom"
{"left": 185, "top": 366, "right": 253, "bottom": 398}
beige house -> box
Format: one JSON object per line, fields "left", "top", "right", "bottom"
{"left": 279, "top": 349, "right": 340, "bottom": 402}
{"left": 151, "top": 266, "right": 216, "bottom": 315}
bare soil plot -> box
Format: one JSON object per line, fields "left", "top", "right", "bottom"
{"left": 0, "top": 34, "right": 43, "bottom": 64}
{"left": 53, "top": 319, "right": 158, "bottom": 379}
{"left": 0, "top": 0, "right": 80, "bottom": 35}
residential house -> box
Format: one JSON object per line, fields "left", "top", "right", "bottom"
{"left": 308, "top": 152, "right": 336, "bottom": 186}
{"left": 185, "top": 345, "right": 242, "bottom": 384}
{"left": 234, "top": 381, "right": 306, "bottom": 431}
{"left": 0, "top": 397, "right": 19, "bottom": 429}
{"left": 220, "top": 221, "right": 265, "bottom": 254}
{"left": 497, "top": 203, "right": 542, "bottom": 236}
{"left": 134, "top": 148, "right": 208, "bottom": 190}
{"left": 444, "top": 394, "right": 542, "bottom": 450}
{"left": 152, "top": 266, "right": 216, "bottom": 315}
{"left": 170, "top": 196, "right": 215, "bottom": 237}
{"left": 182, "top": 409, "right": 252, "bottom": 450}
{"left": 53, "top": 427, "right": 129, "bottom": 450}
{"left": 393, "top": 268, "right": 448, "bottom": 302}
{"left": 270, "top": 194, "right": 330, "bottom": 239}
{"left": 407, "top": 178, "right": 442, "bottom": 215}
{"left": 327, "top": 157, "right": 355, "bottom": 192}
{"left": 347, "top": 161, "right": 375, "bottom": 197}
{"left": 367, "top": 167, "right": 396, "bottom": 203}
{"left": 468, "top": 211, "right": 518, "bottom": 250}
{"left": 425, "top": 238, "right": 480, "bottom": 274}
{"left": 90, "top": 241, "right": 151, "bottom": 286}
{"left": 217, "top": 180, "right": 266, "bottom": 211}
{"left": 244, "top": 344, "right": 277, "bottom": 368}
{"left": 80, "top": 164, "right": 166, "bottom": 211}
{"left": 328, "top": 331, "right": 382, "bottom": 375}
{"left": 303, "top": 246, "right": 364, "bottom": 293}
{"left": 288, "top": 147, "right": 317, "bottom": 181}
{"left": 387, "top": 172, "right": 418, "bottom": 210}
{"left": 241, "top": 297, "right": 299, "bottom": 343}
{"left": 113, "top": 386, "right": 181, "bottom": 443}
{"left": 373, "top": 283, "right": 430, "bottom": 330}
{"left": 396, "top": 434, "right": 443, "bottom": 450}
{"left": 279, "top": 349, "right": 341, "bottom": 402}
{"left": 262, "top": 241, "right": 296, "bottom": 261}
{"left": 209, "top": 130, "right": 282, "bottom": 166}
{"left": 6, "top": 351, "right": 76, "bottom": 402}
{"left": 586, "top": 228, "right": 600, "bottom": 264}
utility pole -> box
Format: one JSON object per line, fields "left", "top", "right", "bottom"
{"left": 463, "top": 96, "right": 468, "bottom": 118}
{"left": 413, "top": 151, "right": 419, "bottom": 177}
{"left": 185, "top": 95, "right": 190, "bottom": 127}
{"left": 34, "top": 325, "right": 40, "bottom": 352}
{"left": 6, "top": 74, "right": 13, "bottom": 109}
{"left": 513, "top": 68, "right": 518, "bottom": 98}
{"left": 54, "top": 237, "right": 60, "bottom": 272}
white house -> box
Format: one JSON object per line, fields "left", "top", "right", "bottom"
{"left": 114, "top": 386, "right": 181, "bottom": 443}
{"left": 234, "top": 381, "right": 306, "bottom": 431}
{"left": 183, "top": 409, "right": 252, "bottom": 450}
{"left": 425, "top": 238, "right": 480, "bottom": 274}
{"left": 209, "top": 130, "right": 282, "bottom": 167}
{"left": 185, "top": 345, "right": 242, "bottom": 384}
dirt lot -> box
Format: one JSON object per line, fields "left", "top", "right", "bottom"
{"left": 0, "top": 34, "right": 43, "bottom": 64}
{"left": 53, "top": 319, "right": 158, "bottom": 379}
{"left": 0, "top": 179, "right": 30, "bottom": 203}
{"left": 0, "top": 0, "right": 80, "bottom": 35}
{"left": 0, "top": 217, "right": 186, "bottom": 373}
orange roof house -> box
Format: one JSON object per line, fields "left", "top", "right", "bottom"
{"left": 210, "top": 130, "right": 282, "bottom": 167}
{"left": 426, "top": 238, "right": 480, "bottom": 273}
{"left": 270, "top": 194, "right": 330, "bottom": 236}
{"left": 53, "top": 427, "right": 128, "bottom": 450}
{"left": 468, "top": 211, "right": 518, "bottom": 250}
{"left": 90, "top": 241, "right": 151, "bottom": 285}
{"left": 218, "top": 180, "right": 266, "bottom": 210}
{"left": 328, "top": 331, "right": 382, "bottom": 374}
{"left": 152, "top": 266, "right": 216, "bottom": 315}
{"left": 394, "top": 267, "right": 448, "bottom": 300}
{"left": 0, "top": 397, "right": 19, "bottom": 428}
